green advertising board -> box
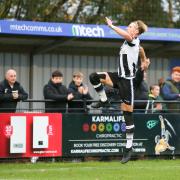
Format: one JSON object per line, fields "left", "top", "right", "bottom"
{"left": 62, "top": 113, "right": 180, "bottom": 157}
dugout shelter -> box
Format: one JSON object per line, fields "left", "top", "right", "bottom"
{"left": 0, "top": 19, "right": 180, "bottom": 110}
{"left": 0, "top": 20, "right": 180, "bottom": 159}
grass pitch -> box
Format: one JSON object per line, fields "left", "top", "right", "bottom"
{"left": 0, "top": 159, "right": 180, "bottom": 180}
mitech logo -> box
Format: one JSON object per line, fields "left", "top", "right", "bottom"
{"left": 72, "top": 25, "right": 105, "bottom": 37}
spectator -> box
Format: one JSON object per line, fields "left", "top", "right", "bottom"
{"left": 134, "top": 71, "right": 149, "bottom": 112}
{"left": 68, "top": 72, "right": 92, "bottom": 113}
{"left": 161, "top": 66, "right": 180, "bottom": 113}
{"left": 43, "top": 70, "right": 74, "bottom": 113}
{"left": 146, "top": 84, "right": 167, "bottom": 113}
{"left": 0, "top": 69, "right": 28, "bottom": 112}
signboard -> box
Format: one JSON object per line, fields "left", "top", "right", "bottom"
{"left": 0, "top": 113, "right": 179, "bottom": 158}
{"left": 62, "top": 114, "right": 180, "bottom": 157}
{"left": 0, "top": 113, "right": 62, "bottom": 158}
{"left": 0, "top": 20, "right": 180, "bottom": 42}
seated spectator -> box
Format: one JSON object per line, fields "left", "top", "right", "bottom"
{"left": 146, "top": 84, "right": 167, "bottom": 113}
{"left": 160, "top": 66, "right": 180, "bottom": 113}
{"left": 0, "top": 69, "right": 28, "bottom": 112}
{"left": 68, "top": 72, "right": 92, "bottom": 113}
{"left": 43, "top": 70, "right": 74, "bottom": 113}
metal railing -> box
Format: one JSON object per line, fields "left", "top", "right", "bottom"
{"left": 0, "top": 99, "right": 179, "bottom": 114}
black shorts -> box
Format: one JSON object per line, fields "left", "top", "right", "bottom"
{"left": 108, "top": 72, "right": 134, "bottom": 105}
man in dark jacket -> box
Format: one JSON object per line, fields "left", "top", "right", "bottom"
{"left": 68, "top": 72, "right": 92, "bottom": 113}
{"left": 0, "top": 69, "right": 28, "bottom": 112}
{"left": 43, "top": 70, "right": 74, "bottom": 113}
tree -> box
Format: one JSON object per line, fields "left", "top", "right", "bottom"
{"left": 0, "top": 0, "right": 179, "bottom": 28}
{"left": 0, "top": 0, "right": 13, "bottom": 18}
{"left": 119, "top": 0, "right": 169, "bottom": 27}
{"left": 172, "top": 0, "right": 180, "bottom": 27}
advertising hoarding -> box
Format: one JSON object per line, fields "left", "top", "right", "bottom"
{"left": 0, "top": 20, "right": 180, "bottom": 42}
{"left": 0, "top": 113, "right": 62, "bottom": 158}
{"left": 62, "top": 114, "right": 180, "bottom": 157}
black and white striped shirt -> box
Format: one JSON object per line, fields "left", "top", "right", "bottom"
{"left": 118, "top": 38, "right": 140, "bottom": 79}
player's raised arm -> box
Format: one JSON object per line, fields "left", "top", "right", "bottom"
{"left": 139, "top": 46, "right": 150, "bottom": 71}
{"left": 105, "top": 17, "right": 148, "bottom": 42}
{"left": 139, "top": 46, "right": 147, "bottom": 62}
{"left": 105, "top": 17, "right": 133, "bottom": 42}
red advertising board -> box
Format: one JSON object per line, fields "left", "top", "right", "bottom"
{"left": 0, "top": 113, "right": 62, "bottom": 158}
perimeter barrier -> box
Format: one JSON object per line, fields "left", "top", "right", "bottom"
{"left": 0, "top": 99, "right": 179, "bottom": 162}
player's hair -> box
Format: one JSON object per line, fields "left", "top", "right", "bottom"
{"left": 134, "top": 20, "right": 148, "bottom": 35}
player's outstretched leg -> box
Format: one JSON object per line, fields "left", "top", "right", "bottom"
{"left": 89, "top": 72, "right": 110, "bottom": 108}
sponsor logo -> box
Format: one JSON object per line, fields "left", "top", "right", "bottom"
{"left": 71, "top": 148, "right": 119, "bottom": 154}
{"left": 47, "top": 125, "right": 53, "bottom": 135}
{"left": 82, "top": 122, "right": 126, "bottom": 133}
{"left": 92, "top": 115, "right": 124, "bottom": 122}
{"left": 4, "top": 125, "right": 13, "bottom": 138}
{"left": 146, "top": 120, "right": 158, "bottom": 129}
{"left": 72, "top": 25, "right": 105, "bottom": 37}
